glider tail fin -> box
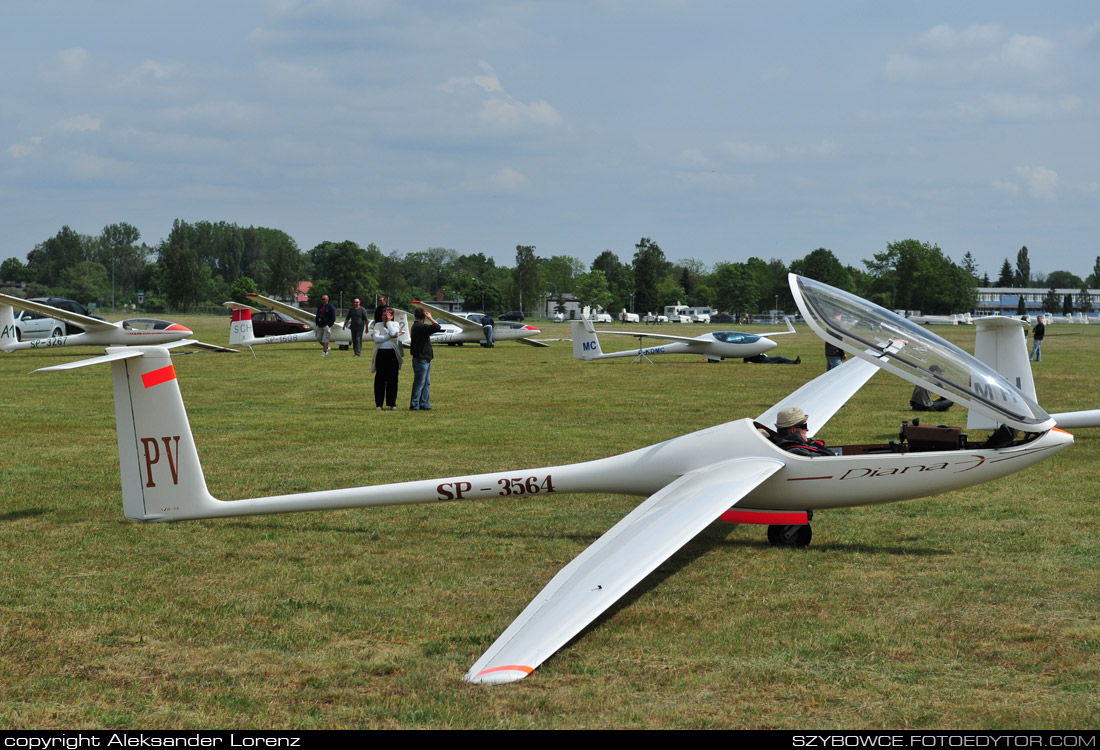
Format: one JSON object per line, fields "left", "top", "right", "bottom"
{"left": 969, "top": 316, "right": 1035, "bottom": 431}
{"left": 571, "top": 319, "right": 603, "bottom": 360}
{"left": 37, "top": 347, "right": 219, "bottom": 522}
{"left": 225, "top": 303, "right": 257, "bottom": 347}
{"left": 1, "top": 304, "right": 17, "bottom": 352}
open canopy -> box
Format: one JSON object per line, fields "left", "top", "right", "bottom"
{"left": 790, "top": 274, "right": 1054, "bottom": 433}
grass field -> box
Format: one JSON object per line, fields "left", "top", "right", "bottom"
{"left": 1, "top": 315, "right": 1098, "bottom": 729}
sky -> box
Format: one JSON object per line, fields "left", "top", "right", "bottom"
{"left": 3, "top": 1, "right": 1099, "bottom": 280}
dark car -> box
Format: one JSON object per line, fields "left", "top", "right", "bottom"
{"left": 251, "top": 310, "right": 310, "bottom": 337}
{"left": 709, "top": 312, "right": 735, "bottom": 324}
{"left": 499, "top": 310, "right": 525, "bottom": 321}
{"left": 29, "top": 296, "right": 105, "bottom": 334}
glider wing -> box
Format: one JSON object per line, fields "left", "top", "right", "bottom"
{"left": 0, "top": 292, "right": 114, "bottom": 334}
{"left": 464, "top": 455, "right": 785, "bottom": 684}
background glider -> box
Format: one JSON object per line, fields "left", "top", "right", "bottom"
{"left": 571, "top": 317, "right": 795, "bottom": 362}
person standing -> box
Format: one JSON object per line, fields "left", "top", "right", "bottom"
{"left": 481, "top": 313, "right": 495, "bottom": 348}
{"left": 1030, "top": 315, "right": 1045, "bottom": 361}
{"left": 371, "top": 306, "right": 403, "bottom": 409}
{"left": 315, "top": 294, "right": 336, "bottom": 356}
{"left": 409, "top": 307, "right": 442, "bottom": 411}
{"left": 344, "top": 298, "right": 370, "bottom": 357}
{"left": 824, "top": 341, "right": 845, "bottom": 370}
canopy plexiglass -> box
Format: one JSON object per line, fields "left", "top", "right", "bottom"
{"left": 790, "top": 274, "right": 1054, "bottom": 433}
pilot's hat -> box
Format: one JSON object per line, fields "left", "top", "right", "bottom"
{"left": 776, "top": 406, "right": 808, "bottom": 429}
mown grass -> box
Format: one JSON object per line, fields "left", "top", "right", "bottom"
{"left": 1, "top": 315, "right": 1097, "bottom": 729}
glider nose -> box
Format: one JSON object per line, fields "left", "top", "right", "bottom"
{"left": 761, "top": 337, "right": 778, "bottom": 353}
{"left": 166, "top": 323, "right": 193, "bottom": 334}
{"left": 523, "top": 325, "right": 541, "bottom": 333}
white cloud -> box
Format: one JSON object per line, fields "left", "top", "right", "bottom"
{"left": 484, "top": 166, "right": 528, "bottom": 191}
{"left": 1017, "top": 166, "right": 1058, "bottom": 200}
{"left": 443, "top": 62, "right": 562, "bottom": 129}
{"left": 958, "top": 93, "right": 1081, "bottom": 120}
{"left": 719, "top": 140, "right": 773, "bottom": 162}
{"left": 886, "top": 25, "right": 1056, "bottom": 83}
{"left": 9, "top": 136, "right": 44, "bottom": 159}
{"left": 59, "top": 114, "right": 101, "bottom": 132}
{"left": 463, "top": 166, "right": 529, "bottom": 193}
{"left": 917, "top": 24, "right": 1002, "bottom": 51}
{"left": 136, "top": 59, "right": 186, "bottom": 80}
{"left": 58, "top": 47, "right": 88, "bottom": 73}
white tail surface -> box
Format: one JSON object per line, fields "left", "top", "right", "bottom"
{"left": 1, "top": 304, "right": 16, "bottom": 352}
{"left": 570, "top": 319, "right": 603, "bottom": 360}
{"left": 227, "top": 304, "right": 258, "bottom": 347}
{"left": 969, "top": 317, "right": 1035, "bottom": 431}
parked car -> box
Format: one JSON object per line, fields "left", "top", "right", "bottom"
{"left": 12, "top": 309, "right": 66, "bottom": 341}
{"left": 28, "top": 296, "right": 104, "bottom": 334}
{"left": 250, "top": 310, "right": 310, "bottom": 337}
{"left": 499, "top": 310, "right": 525, "bottom": 321}
{"left": 710, "top": 313, "right": 734, "bottom": 324}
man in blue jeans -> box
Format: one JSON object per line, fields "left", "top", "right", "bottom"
{"left": 410, "top": 307, "right": 442, "bottom": 410}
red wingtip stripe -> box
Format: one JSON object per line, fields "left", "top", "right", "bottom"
{"left": 477, "top": 664, "right": 534, "bottom": 677}
{"left": 142, "top": 364, "right": 177, "bottom": 389}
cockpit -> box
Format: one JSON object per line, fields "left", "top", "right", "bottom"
{"left": 712, "top": 332, "right": 760, "bottom": 344}
{"left": 121, "top": 318, "right": 179, "bottom": 331}
{"left": 790, "top": 275, "right": 1054, "bottom": 435}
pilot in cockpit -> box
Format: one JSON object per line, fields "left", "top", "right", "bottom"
{"left": 772, "top": 407, "right": 838, "bottom": 457}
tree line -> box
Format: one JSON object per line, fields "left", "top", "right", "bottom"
{"left": 4, "top": 221, "right": 1100, "bottom": 317}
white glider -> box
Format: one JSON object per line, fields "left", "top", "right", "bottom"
{"left": 409, "top": 300, "right": 548, "bottom": 348}
{"left": 571, "top": 316, "right": 795, "bottom": 362}
{"left": 226, "top": 297, "right": 408, "bottom": 351}
{"left": 0, "top": 293, "right": 234, "bottom": 353}
{"left": 35, "top": 275, "right": 1073, "bottom": 684}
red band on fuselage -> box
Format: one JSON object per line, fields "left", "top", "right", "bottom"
{"left": 720, "top": 510, "right": 810, "bottom": 525}
{"left": 142, "top": 365, "right": 177, "bottom": 389}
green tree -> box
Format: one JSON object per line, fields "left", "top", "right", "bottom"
{"left": 256, "top": 228, "right": 302, "bottom": 300}
{"left": 1015, "top": 246, "right": 1031, "bottom": 288}
{"left": 542, "top": 255, "right": 586, "bottom": 313}
{"left": 99, "top": 222, "right": 147, "bottom": 304}
{"left": 1063, "top": 294, "right": 1073, "bottom": 317}
{"left": 1016, "top": 295, "right": 1027, "bottom": 316}
{"left": 59, "top": 260, "right": 109, "bottom": 303}
{"left": 1078, "top": 288, "right": 1094, "bottom": 313}
{"left": 310, "top": 241, "right": 378, "bottom": 304}
{"left": 26, "top": 226, "right": 94, "bottom": 285}
{"left": 1, "top": 257, "right": 31, "bottom": 283}
{"left": 961, "top": 251, "right": 979, "bottom": 281}
{"left": 712, "top": 262, "right": 759, "bottom": 318}
{"left": 1088, "top": 256, "right": 1100, "bottom": 288}
{"left": 1046, "top": 270, "right": 1083, "bottom": 289}
{"left": 1042, "top": 288, "right": 1060, "bottom": 314}
{"left": 632, "top": 238, "right": 670, "bottom": 317}
{"left": 512, "top": 245, "right": 541, "bottom": 314}
{"left": 864, "top": 239, "right": 976, "bottom": 314}
{"left": 231, "top": 276, "right": 258, "bottom": 303}
{"left": 591, "top": 250, "right": 633, "bottom": 313}
{"left": 575, "top": 270, "right": 614, "bottom": 314}
{"left": 790, "top": 248, "right": 852, "bottom": 291}
{"left": 158, "top": 220, "right": 208, "bottom": 309}
{"left": 997, "top": 259, "right": 1014, "bottom": 287}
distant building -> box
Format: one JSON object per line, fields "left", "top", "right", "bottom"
{"left": 975, "top": 287, "right": 1098, "bottom": 317}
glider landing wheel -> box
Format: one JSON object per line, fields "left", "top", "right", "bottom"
{"left": 52, "top": 327, "right": 63, "bottom": 338}
{"left": 767, "top": 523, "right": 812, "bottom": 547}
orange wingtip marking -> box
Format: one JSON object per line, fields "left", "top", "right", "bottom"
{"left": 142, "top": 364, "right": 177, "bottom": 389}
{"left": 1052, "top": 427, "right": 1071, "bottom": 434}
{"left": 477, "top": 664, "right": 534, "bottom": 677}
